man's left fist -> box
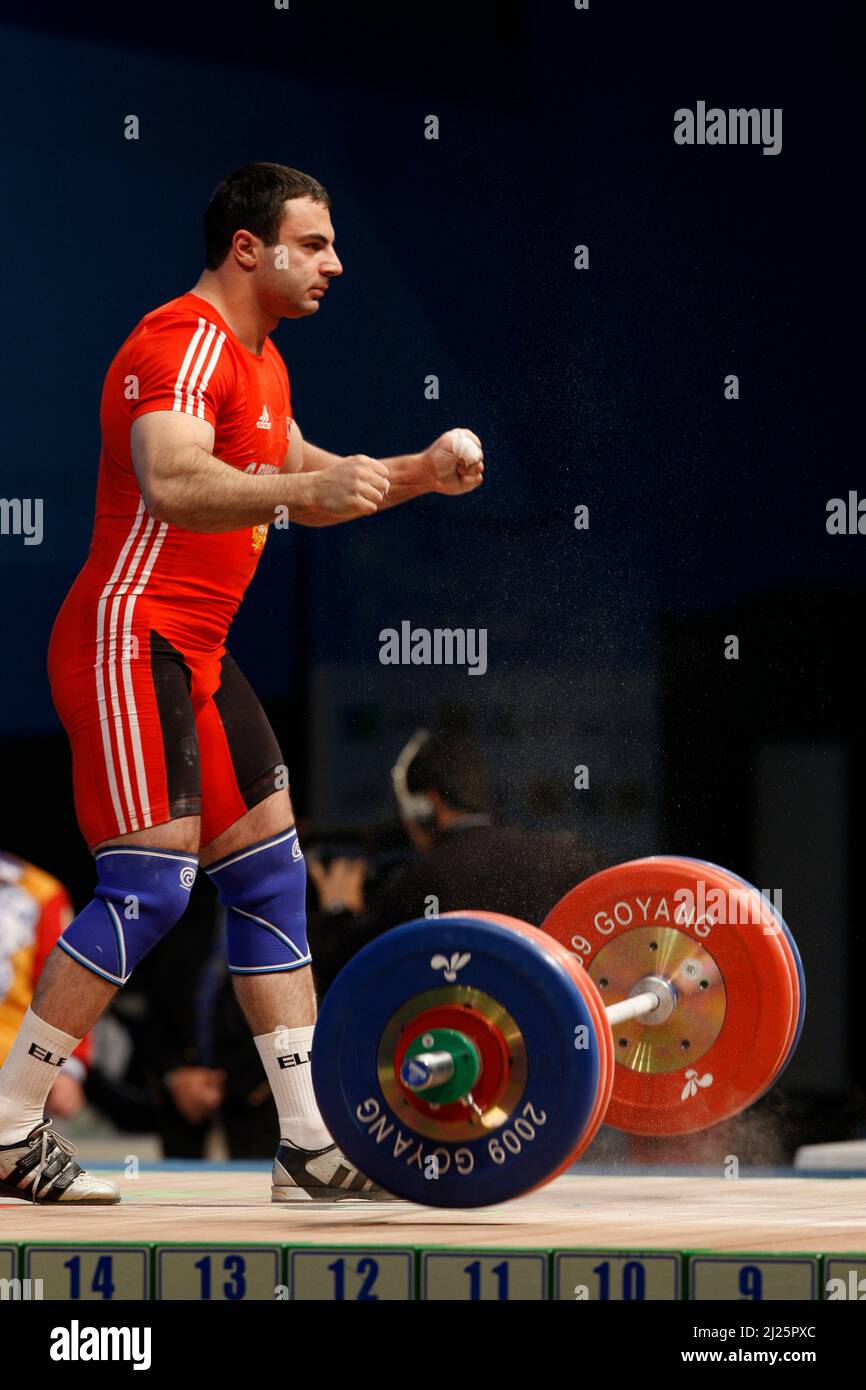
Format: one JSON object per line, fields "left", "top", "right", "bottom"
{"left": 422, "top": 428, "right": 485, "bottom": 495}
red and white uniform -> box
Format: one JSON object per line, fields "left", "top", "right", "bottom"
{"left": 48, "top": 293, "right": 291, "bottom": 850}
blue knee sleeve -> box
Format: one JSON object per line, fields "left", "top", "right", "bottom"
{"left": 60, "top": 847, "right": 198, "bottom": 986}
{"left": 205, "top": 827, "right": 310, "bottom": 974}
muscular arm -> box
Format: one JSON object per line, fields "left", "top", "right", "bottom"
{"left": 131, "top": 412, "right": 386, "bottom": 531}
{"left": 132, "top": 412, "right": 312, "bottom": 531}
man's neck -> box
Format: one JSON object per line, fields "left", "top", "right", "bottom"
{"left": 190, "top": 271, "right": 275, "bottom": 355}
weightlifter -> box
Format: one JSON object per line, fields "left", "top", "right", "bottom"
{"left": 0, "top": 162, "right": 484, "bottom": 1203}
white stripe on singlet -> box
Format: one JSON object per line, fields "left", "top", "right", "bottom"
{"left": 94, "top": 500, "right": 148, "bottom": 836}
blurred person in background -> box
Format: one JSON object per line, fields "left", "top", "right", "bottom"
{"left": 308, "top": 730, "right": 604, "bottom": 993}
{"left": 0, "top": 852, "right": 90, "bottom": 1121}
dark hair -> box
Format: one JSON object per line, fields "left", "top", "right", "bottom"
{"left": 406, "top": 733, "right": 492, "bottom": 814}
{"left": 203, "top": 162, "right": 331, "bottom": 270}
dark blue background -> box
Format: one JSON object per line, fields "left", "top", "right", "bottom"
{"left": 0, "top": 1, "right": 861, "bottom": 1099}
{"left": 1, "top": 1, "right": 859, "bottom": 724}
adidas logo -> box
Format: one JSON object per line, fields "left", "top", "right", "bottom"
{"left": 256, "top": 405, "right": 272, "bottom": 430}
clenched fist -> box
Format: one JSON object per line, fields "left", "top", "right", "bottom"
{"left": 421, "top": 428, "right": 485, "bottom": 495}
{"left": 308, "top": 454, "right": 391, "bottom": 518}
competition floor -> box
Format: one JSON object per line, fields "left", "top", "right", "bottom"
{"left": 4, "top": 1166, "right": 866, "bottom": 1250}
{"left": 3, "top": 1164, "right": 865, "bottom": 1299}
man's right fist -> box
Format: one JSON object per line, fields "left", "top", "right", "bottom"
{"left": 310, "top": 454, "right": 391, "bottom": 517}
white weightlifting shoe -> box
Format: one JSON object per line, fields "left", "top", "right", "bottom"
{"left": 0, "top": 1119, "right": 120, "bottom": 1204}
{"left": 271, "top": 1138, "right": 390, "bottom": 1201}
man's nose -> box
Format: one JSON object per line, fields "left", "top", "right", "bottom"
{"left": 323, "top": 253, "right": 343, "bottom": 278}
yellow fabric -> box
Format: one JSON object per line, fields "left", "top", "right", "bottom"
{"left": 0, "top": 857, "right": 68, "bottom": 1064}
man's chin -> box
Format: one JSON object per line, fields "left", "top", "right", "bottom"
{"left": 280, "top": 301, "right": 320, "bottom": 320}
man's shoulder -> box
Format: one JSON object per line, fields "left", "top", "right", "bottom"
{"left": 134, "top": 293, "right": 222, "bottom": 339}
{"left": 109, "top": 295, "right": 238, "bottom": 399}
{"left": 115, "top": 294, "right": 223, "bottom": 352}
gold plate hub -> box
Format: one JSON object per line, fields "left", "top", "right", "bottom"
{"left": 377, "top": 986, "right": 528, "bottom": 1141}
{"left": 590, "top": 927, "right": 726, "bottom": 1074}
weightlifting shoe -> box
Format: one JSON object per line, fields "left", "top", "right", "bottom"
{"left": 0, "top": 1119, "right": 120, "bottom": 1204}
{"left": 271, "top": 1138, "right": 390, "bottom": 1201}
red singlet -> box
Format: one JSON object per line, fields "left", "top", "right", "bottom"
{"left": 48, "top": 293, "right": 292, "bottom": 849}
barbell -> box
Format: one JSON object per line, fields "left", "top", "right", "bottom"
{"left": 312, "top": 856, "right": 805, "bottom": 1207}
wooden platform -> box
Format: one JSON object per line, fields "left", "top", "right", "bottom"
{"left": 3, "top": 1168, "right": 865, "bottom": 1299}
{"left": 3, "top": 1168, "right": 865, "bottom": 1252}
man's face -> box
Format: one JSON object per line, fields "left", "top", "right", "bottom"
{"left": 255, "top": 196, "right": 343, "bottom": 319}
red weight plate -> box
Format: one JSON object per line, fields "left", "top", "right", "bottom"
{"left": 644, "top": 859, "right": 799, "bottom": 1103}
{"left": 445, "top": 910, "right": 613, "bottom": 1172}
{"left": 540, "top": 858, "right": 795, "bottom": 1135}
{"left": 676, "top": 861, "right": 801, "bottom": 1095}
{"left": 765, "top": 928, "right": 800, "bottom": 1088}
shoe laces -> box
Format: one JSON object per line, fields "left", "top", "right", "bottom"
{"left": 28, "top": 1120, "right": 78, "bottom": 1202}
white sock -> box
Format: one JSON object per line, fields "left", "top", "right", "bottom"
{"left": 0, "top": 1007, "right": 82, "bottom": 1145}
{"left": 254, "top": 1024, "right": 333, "bottom": 1151}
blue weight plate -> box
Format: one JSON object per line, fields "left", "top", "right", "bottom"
{"left": 664, "top": 855, "right": 805, "bottom": 1090}
{"left": 313, "top": 914, "right": 600, "bottom": 1207}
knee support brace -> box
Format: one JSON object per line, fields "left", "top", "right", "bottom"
{"left": 205, "top": 827, "right": 310, "bottom": 974}
{"left": 60, "top": 847, "right": 198, "bottom": 986}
